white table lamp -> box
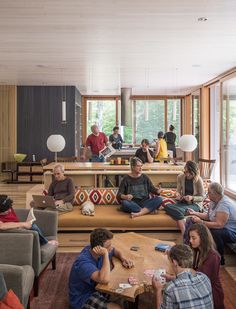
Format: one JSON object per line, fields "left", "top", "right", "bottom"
{"left": 47, "top": 134, "right": 66, "bottom": 162}
{"left": 179, "top": 135, "right": 197, "bottom": 152}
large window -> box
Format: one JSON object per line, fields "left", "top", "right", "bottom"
{"left": 85, "top": 97, "right": 181, "bottom": 144}
{"left": 135, "top": 100, "right": 165, "bottom": 144}
{"left": 222, "top": 77, "right": 236, "bottom": 194}
{"left": 86, "top": 100, "right": 116, "bottom": 136}
{"left": 167, "top": 99, "right": 181, "bottom": 145}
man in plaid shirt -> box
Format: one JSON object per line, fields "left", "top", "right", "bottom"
{"left": 152, "top": 244, "right": 213, "bottom": 309}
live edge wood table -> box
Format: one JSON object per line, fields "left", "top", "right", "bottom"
{"left": 43, "top": 162, "right": 184, "bottom": 189}
{"left": 96, "top": 232, "right": 174, "bottom": 309}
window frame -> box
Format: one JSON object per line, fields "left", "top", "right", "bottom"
{"left": 82, "top": 95, "right": 183, "bottom": 145}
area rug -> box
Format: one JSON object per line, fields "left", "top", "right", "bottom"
{"left": 31, "top": 252, "right": 236, "bottom": 309}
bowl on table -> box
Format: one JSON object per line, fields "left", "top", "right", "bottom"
{"left": 13, "top": 153, "right": 27, "bottom": 162}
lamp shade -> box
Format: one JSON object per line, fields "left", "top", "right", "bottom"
{"left": 47, "top": 135, "right": 66, "bottom": 152}
{"left": 179, "top": 135, "right": 197, "bottom": 152}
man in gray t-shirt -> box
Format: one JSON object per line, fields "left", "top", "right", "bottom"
{"left": 191, "top": 182, "right": 236, "bottom": 265}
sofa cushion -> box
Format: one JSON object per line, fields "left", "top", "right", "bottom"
{"left": 58, "top": 206, "right": 177, "bottom": 231}
{"left": 75, "top": 188, "right": 119, "bottom": 205}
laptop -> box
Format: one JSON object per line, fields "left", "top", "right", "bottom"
{"left": 32, "top": 195, "right": 56, "bottom": 209}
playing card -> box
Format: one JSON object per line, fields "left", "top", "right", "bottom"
{"left": 144, "top": 269, "right": 155, "bottom": 277}
{"left": 128, "top": 276, "right": 139, "bottom": 285}
{"left": 119, "top": 283, "right": 132, "bottom": 289}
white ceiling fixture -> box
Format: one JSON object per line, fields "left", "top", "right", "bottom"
{"left": 0, "top": 0, "right": 236, "bottom": 95}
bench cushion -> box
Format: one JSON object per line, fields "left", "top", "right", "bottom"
{"left": 58, "top": 206, "right": 178, "bottom": 231}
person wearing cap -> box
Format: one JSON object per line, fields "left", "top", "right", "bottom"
{"left": 155, "top": 131, "right": 168, "bottom": 162}
{"left": 0, "top": 194, "right": 58, "bottom": 246}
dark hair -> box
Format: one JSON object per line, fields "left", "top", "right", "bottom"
{"left": 169, "top": 124, "right": 175, "bottom": 131}
{"left": 90, "top": 228, "right": 113, "bottom": 249}
{"left": 113, "top": 126, "right": 119, "bottom": 131}
{"left": 185, "top": 160, "right": 199, "bottom": 181}
{"left": 169, "top": 244, "right": 193, "bottom": 268}
{"left": 157, "top": 131, "right": 164, "bottom": 139}
{"left": 130, "top": 157, "right": 143, "bottom": 170}
{"left": 188, "top": 223, "right": 217, "bottom": 268}
{"left": 0, "top": 195, "right": 13, "bottom": 213}
{"left": 141, "top": 139, "right": 149, "bottom": 145}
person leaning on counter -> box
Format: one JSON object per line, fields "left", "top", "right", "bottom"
{"left": 81, "top": 124, "right": 108, "bottom": 162}
{"left": 135, "top": 139, "right": 154, "bottom": 163}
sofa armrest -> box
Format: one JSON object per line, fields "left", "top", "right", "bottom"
{"left": 15, "top": 209, "right": 58, "bottom": 237}
{"left": 0, "top": 264, "right": 34, "bottom": 306}
{"left": 0, "top": 233, "right": 33, "bottom": 266}
{"left": 0, "top": 272, "right": 7, "bottom": 300}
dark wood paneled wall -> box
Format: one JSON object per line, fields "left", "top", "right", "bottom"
{"left": 17, "top": 86, "right": 81, "bottom": 161}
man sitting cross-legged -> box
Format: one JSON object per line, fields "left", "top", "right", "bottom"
{"left": 69, "top": 228, "right": 133, "bottom": 309}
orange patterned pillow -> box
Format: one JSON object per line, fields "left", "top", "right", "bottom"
{"left": 75, "top": 188, "right": 119, "bottom": 205}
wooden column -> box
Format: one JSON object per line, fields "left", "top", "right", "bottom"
{"left": 200, "top": 86, "right": 210, "bottom": 159}
{"left": 0, "top": 85, "right": 17, "bottom": 166}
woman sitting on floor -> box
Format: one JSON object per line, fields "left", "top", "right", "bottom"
{"left": 189, "top": 223, "right": 225, "bottom": 309}
{"left": 164, "top": 160, "right": 204, "bottom": 235}
{"left": 0, "top": 194, "right": 58, "bottom": 246}
{"left": 117, "top": 157, "right": 163, "bottom": 218}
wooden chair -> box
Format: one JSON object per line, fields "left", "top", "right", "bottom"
{"left": 198, "top": 158, "right": 216, "bottom": 182}
{"left": 1, "top": 162, "right": 17, "bottom": 182}
{"left": 57, "top": 156, "right": 78, "bottom": 162}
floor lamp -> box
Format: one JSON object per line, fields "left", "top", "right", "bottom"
{"left": 47, "top": 135, "right": 66, "bottom": 162}
{"left": 179, "top": 135, "right": 197, "bottom": 161}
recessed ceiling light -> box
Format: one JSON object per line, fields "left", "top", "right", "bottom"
{"left": 198, "top": 17, "right": 208, "bottom": 22}
{"left": 192, "top": 64, "right": 201, "bottom": 68}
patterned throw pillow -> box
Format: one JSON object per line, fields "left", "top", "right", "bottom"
{"left": 75, "top": 188, "right": 119, "bottom": 205}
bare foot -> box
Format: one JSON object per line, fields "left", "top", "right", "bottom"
{"left": 130, "top": 212, "right": 140, "bottom": 219}
{"left": 48, "top": 240, "right": 59, "bottom": 246}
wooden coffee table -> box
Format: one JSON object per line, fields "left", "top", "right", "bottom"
{"left": 96, "top": 232, "right": 174, "bottom": 308}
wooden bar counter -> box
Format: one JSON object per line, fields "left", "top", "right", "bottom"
{"left": 43, "top": 162, "right": 184, "bottom": 189}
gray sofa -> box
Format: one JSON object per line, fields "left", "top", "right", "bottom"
{"left": 0, "top": 233, "right": 35, "bottom": 308}
{"left": 0, "top": 209, "right": 58, "bottom": 297}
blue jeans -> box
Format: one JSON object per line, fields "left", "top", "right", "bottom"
{"left": 91, "top": 155, "right": 105, "bottom": 162}
{"left": 121, "top": 197, "right": 163, "bottom": 213}
{"left": 210, "top": 228, "right": 236, "bottom": 259}
{"left": 31, "top": 223, "right": 48, "bottom": 246}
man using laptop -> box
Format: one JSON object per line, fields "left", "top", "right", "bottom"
{"left": 32, "top": 164, "right": 75, "bottom": 213}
